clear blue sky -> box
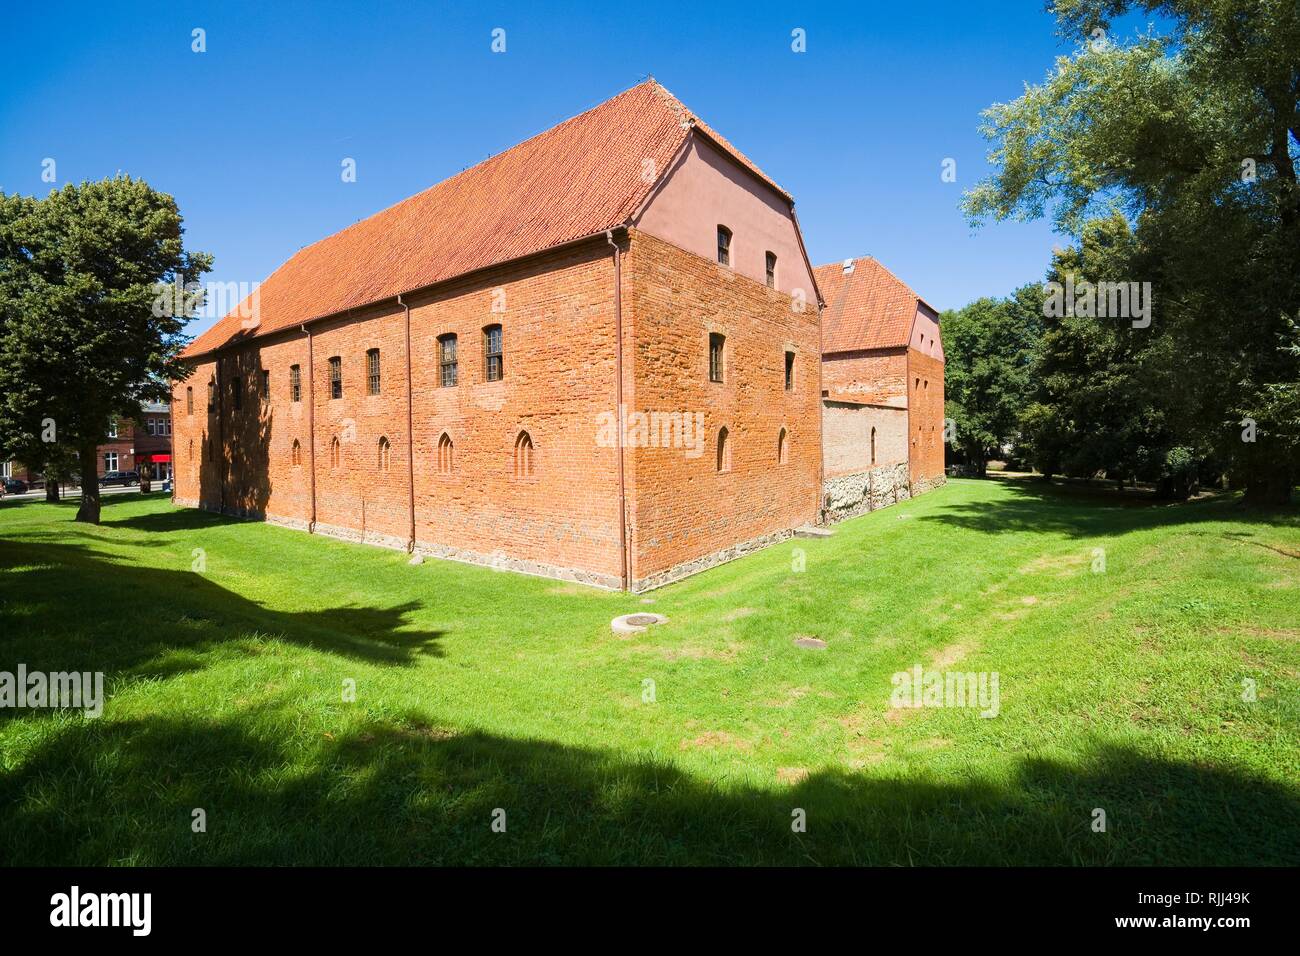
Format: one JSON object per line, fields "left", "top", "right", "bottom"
{"left": 1, "top": 1, "right": 1141, "bottom": 336}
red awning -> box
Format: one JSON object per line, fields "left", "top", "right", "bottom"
{"left": 140, "top": 454, "right": 171, "bottom": 463}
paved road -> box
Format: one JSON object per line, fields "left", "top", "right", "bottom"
{"left": 2, "top": 484, "right": 171, "bottom": 502}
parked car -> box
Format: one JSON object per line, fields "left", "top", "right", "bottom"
{"left": 1, "top": 477, "right": 28, "bottom": 495}
{"left": 99, "top": 470, "right": 140, "bottom": 487}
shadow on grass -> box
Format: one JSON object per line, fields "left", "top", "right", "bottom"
{"left": 0, "top": 536, "right": 446, "bottom": 699}
{"left": 1, "top": 710, "right": 1296, "bottom": 865}
{"left": 922, "top": 476, "right": 1300, "bottom": 540}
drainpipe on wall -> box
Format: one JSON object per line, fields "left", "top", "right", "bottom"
{"left": 302, "top": 324, "right": 317, "bottom": 533}
{"left": 399, "top": 294, "right": 416, "bottom": 553}
{"left": 216, "top": 359, "right": 226, "bottom": 515}
{"left": 607, "top": 228, "right": 629, "bottom": 591}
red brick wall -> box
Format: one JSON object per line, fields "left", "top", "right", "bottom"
{"left": 173, "top": 241, "right": 626, "bottom": 587}
{"left": 907, "top": 348, "right": 946, "bottom": 484}
{"left": 821, "top": 348, "right": 908, "bottom": 404}
{"left": 173, "top": 231, "right": 827, "bottom": 590}
{"left": 623, "top": 229, "right": 821, "bottom": 587}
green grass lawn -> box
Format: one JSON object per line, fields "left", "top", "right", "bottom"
{"left": 1, "top": 478, "right": 1297, "bottom": 865}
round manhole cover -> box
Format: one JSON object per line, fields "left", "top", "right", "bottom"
{"left": 624, "top": 614, "right": 660, "bottom": 627}
{"left": 611, "top": 612, "right": 669, "bottom": 635}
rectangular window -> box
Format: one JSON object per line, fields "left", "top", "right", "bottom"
{"left": 766, "top": 252, "right": 777, "bottom": 288}
{"left": 483, "top": 325, "right": 503, "bottom": 382}
{"left": 108, "top": 421, "right": 118, "bottom": 439}
{"left": 366, "top": 349, "right": 381, "bottom": 395}
{"left": 207, "top": 381, "right": 215, "bottom": 411}
{"left": 260, "top": 370, "right": 270, "bottom": 400}
{"left": 290, "top": 365, "right": 301, "bottom": 402}
{"left": 165, "top": 419, "right": 172, "bottom": 436}
{"left": 329, "top": 357, "right": 342, "bottom": 399}
{"left": 717, "top": 226, "right": 731, "bottom": 266}
{"left": 232, "top": 376, "right": 242, "bottom": 410}
{"left": 146, "top": 419, "right": 156, "bottom": 436}
{"left": 439, "top": 335, "right": 458, "bottom": 387}
{"left": 784, "top": 350, "right": 795, "bottom": 390}
{"left": 186, "top": 387, "right": 193, "bottom": 415}
{"left": 709, "top": 333, "right": 725, "bottom": 383}
{"left": 104, "top": 451, "right": 118, "bottom": 472}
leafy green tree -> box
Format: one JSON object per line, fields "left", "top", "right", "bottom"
{"left": 965, "top": 0, "right": 1300, "bottom": 503}
{"left": 942, "top": 283, "right": 1044, "bottom": 473}
{"left": 0, "top": 177, "right": 209, "bottom": 522}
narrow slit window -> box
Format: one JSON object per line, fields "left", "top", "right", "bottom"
{"left": 514, "top": 431, "right": 534, "bottom": 477}
{"left": 483, "top": 324, "right": 503, "bottom": 382}
{"left": 437, "top": 433, "right": 454, "bottom": 474}
{"left": 186, "top": 386, "right": 193, "bottom": 415}
{"left": 765, "top": 251, "right": 777, "bottom": 288}
{"left": 329, "top": 357, "right": 343, "bottom": 399}
{"left": 260, "top": 370, "right": 270, "bottom": 401}
{"left": 778, "top": 427, "right": 788, "bottom": 464}
{"left": 716, "top": 426, "right": 731, "bottom": 473}
{"left": 709, "top": 333, "right": 725, "bottom": 383}
{"left": 439, "top": 334, "right": 458, "bottom": 387}
{"left": 291, "top": 439, "right": 302, "bottom": 466}
{"left": 377, "top": 436, "right": 391, "bottom": 473}
{"left": 784, "top": 350, "right": 795, "bottom": 390}
{"left": 716, "top": 225, "right": 732, "bottom": 266}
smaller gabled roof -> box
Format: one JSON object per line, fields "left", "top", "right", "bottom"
{"left": 813, "top": 257, "right": 934, "bottom": 354}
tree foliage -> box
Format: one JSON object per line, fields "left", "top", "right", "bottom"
{"left": 0, "top": 177, "right": 209, "bottom": 521}
{"left": 964, "top": 0, "right": 1300, "bottom": 502}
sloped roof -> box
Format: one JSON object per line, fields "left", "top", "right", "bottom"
{"left": 185, "top": 81, "right": 792, "bottom": 358}
{"left": 813, "top": 257, "right": 933, "bottom": 353}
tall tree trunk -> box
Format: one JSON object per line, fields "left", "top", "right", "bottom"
{"left": 1243, "top": 463, "right": 1294, "bottom": 506}
{"left": 75, "top": 443, "right": 101, "bottom": 523}
{"left": 45, "top": 481, "right": 60, "bottom": 503}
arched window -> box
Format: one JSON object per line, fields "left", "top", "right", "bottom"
{"left": 377, "top": 436, "right": 391, "bottom": 473}
{"left": 716, "top": 426, "right": 731, "bottom": 473}
{"left": 330, "top": 436, "right": 341, "bottom": 469}
{"left": 870, "top": 427, "right": 877, "bottom": 466}
{"left": 437, "top": 433, "right": 454, "bottom": 474}
{"left": 716, "top": 225, "right": 732, "bottom": 266}
{"left": 186, "top": 386, "right": 193, "bottom": 415}
{"left": 778, "top": 427, "right": 789, "bottom": 465}
{"left": 291, "top": 439, "right": 302, "bottom": 466}
{"left": 514, "top": 431, "right": 534, "bottom": 477}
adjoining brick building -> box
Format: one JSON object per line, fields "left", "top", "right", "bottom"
{"left": 813, "top": 257, "right": 946, "bottom": 521}
{"left": 3, "top": 402, "right": 172, "bottom": 489}
{"left": 173, "top": 81, "right": 825, "bottom": 591}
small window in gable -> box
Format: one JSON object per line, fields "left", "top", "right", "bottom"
{"left": 765, "top": 251, "right": 777, "bottom": 288}
{"left": 716, "top": 225, "right": 732, "bottom": 267}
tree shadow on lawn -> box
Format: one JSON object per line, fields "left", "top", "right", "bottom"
{"left": 1, "top": 709, "right": 1297, "bottom": 866}
{"left": 0, "top": 537, "right": 446, "bottom": 707}
{"left": 923, "top": 476, "right": 1300, "bottom": 540}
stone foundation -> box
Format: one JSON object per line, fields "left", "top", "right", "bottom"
{"left": 822, "top": 463, "right": 946, "bottom": 523}
{"left": 630, "top": 527, "right": 795, "bottom": 592}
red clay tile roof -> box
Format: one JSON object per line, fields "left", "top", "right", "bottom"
{"left": 185, "top": 81, "right": 792, "bottom": 358}
{"left": 813, "top": 257, "right": 931, "bottom": 354}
